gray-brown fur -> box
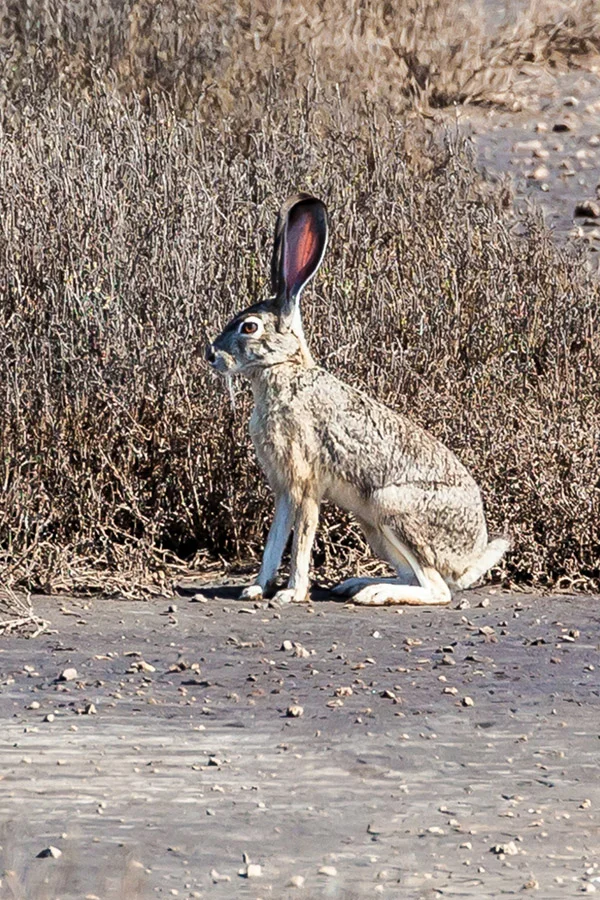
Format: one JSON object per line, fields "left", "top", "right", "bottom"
{"left": 206, "top": 195, "right": 509, "bottom": 606}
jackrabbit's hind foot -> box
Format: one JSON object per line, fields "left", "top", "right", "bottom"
{"left": 351, "top": 583, "right": 451, "bottom": 607}
{"left": 332, "top": 577, "right": 378, "bottom": 597}
{"left": 239, "top": 583, "right": 264, "bottom": 601}
{"left": 271, "top": 588, "right": 310, "bottom": 606}
{"left": 331, "top": 576, "right": 405, "bottom": 597}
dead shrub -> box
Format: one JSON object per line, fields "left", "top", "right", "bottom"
{"left": 0, "top": 0, "right": 598, "bottom": 600}
{"left": 0, "top": 77, "right": 597, "bottom": 594}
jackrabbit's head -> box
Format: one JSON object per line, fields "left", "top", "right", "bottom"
{"left": 206, "top": 194, "right": 327, "bottom": 376}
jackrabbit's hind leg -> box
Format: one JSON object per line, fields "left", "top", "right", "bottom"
{"left": 332, "top": 520, "right": 417, "bottom": 597}
{"left": 351, "top": 525, "right": 451, "bottom": 607}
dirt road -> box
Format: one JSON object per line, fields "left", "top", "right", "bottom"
{"left": 1, "top": 586, "right": 599, "bottom": 899}
{"left": 464, "top": 66, "right": 600, "bottom": 260}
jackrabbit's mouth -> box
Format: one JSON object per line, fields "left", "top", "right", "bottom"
{"left": 205, "top": 347, "right": 237, "bottom": 374}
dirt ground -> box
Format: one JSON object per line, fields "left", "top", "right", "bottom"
{"left": 1, "top": 585, "right": 600, "bottom": 899}
{"left": 463, "top": 64, "right": 600, "bottom": 259}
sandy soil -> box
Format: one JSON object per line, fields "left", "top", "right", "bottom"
{"left": 1, "top": 585, "right": 600, "bottom": 899}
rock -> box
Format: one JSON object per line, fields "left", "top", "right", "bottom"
{"left": 491, "top": 841, "right": 519, "bottom": 856}
{"left": 286, "top": 705, "right": 304, "bottom": 718}
{"left": 36, "top": 846, "right": 62, "bottom": 859}
{"left": 210, "top": 869, "right": 231, "bottom": 883}
{"left": 580, "top": 799, "right": 592, "bottom": 809}
{"left": 83, "top": 703, "right": 97, "bottom": 715}
{"left": 288, "top": 874, "right": 305, "bottom": 888}
{"left": 130, "top": 660, "right": 156, "bottom": 673}
{"left": 43, "top": 713, "right": 55, "bottom": 723}
{"left": 564, "top": 96, "right": 579, "bottom": 107}
{"left": 513, "top": 139, "right": 542, "bottom": 152}
{"left": 553, "top": 122, "right": 573, "bottom": 132}
{"left": 281, "top": 640, "right": 294, "bottom": 651}
{"left": 335, "top": 686, "right": 353, "bottom": 697}
{"left": 462, "top": 697, "right": 475, "bottom": 707}
{"left": 530, "top": 165, "right": 549, "bottom": 181}
{"left": 318, "top": 866, "right": 337, "bottom": 877}
{"left": 575, "top": 201, "right": 600, "bottom": 218}
{"left": 28, "top": 701, "right": 40, "bottom": 710}
{"left": 59, "top": 668, "right": 78, "bottom": 682}
{"left": 244, "top": 863, "right": 262, "bottom": 878}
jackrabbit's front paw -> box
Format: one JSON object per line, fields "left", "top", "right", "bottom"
{"left": 271, "top": 588, "right": 309, "bottom": 606}
{"left": 239, "top": 584, "right": 264, "bottom": 601}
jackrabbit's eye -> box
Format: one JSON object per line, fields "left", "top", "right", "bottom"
{"left": 239, "top": 317, "right": 262, "bottom": 336}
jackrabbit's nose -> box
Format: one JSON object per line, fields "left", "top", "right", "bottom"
{"left": 205, "top": 344, "right": 216, "bottom": 364}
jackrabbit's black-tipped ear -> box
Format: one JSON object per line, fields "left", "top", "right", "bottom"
{"left": 271, "top": 193, "right": 328, "bottom": 323}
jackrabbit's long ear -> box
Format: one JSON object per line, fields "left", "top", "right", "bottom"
{"left": 271, "top": 193, "right": 328, "bottom": 327}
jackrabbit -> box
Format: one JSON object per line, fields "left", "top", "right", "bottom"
{"left": 205, "top": 194, "right": 509, "bottom": 605}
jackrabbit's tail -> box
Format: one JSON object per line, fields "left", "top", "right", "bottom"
{"left": 453, "top": 537, "right": 510, "bottom": 590}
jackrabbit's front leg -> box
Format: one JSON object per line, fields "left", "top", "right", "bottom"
{"left": 240, "top": 492, "right": 295, "bottom": 600}
{"left": 272, "top": 494, "right": 319, "bottom": 605}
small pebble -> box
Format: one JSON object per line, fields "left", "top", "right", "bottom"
{"left": 288, "top": 874, "right": 305, "bottom": 888}
{"left": 530, "top": 165, "right": 549, "bottom": 181}
{"left": 244, "top": 863, "right": 262, "bottom": 878}
{"left": 210, "top": 869, "right": 230, "bottom": 883}
{"left": 286, "top": 705, "right": 304, "bottom": 718}
{"left": 59, "top": 668, "right": 78, "bottom": 682}
{"left": 36, "top": 846, "right": 62, "bottom": 859}
{"left": 318, "top": 866, "right": 337, "bottom": 877}
{"left": 491, "top": 841, "right": 518, "bottom": 856}
{"left": 575, "top": 200, "right": 600, "bottom": 218}
{"left": 335, "top": 686, "right": 353, "bottom": 697}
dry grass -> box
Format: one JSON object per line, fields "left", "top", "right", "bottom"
{"left": 0, "top": 0, "right": 598, "bottom": 606}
